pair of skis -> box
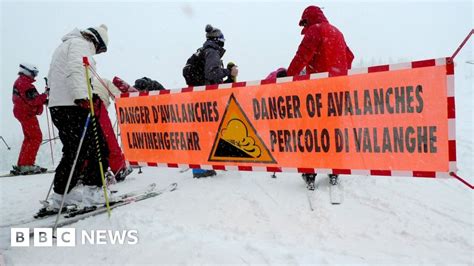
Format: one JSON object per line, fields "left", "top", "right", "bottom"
{"left": 1, "top": 182, "right": 177, "bottom": 231}
{"left": 307, "top": 179, "right": 343, "bottom": 211}
{"left": 0, "top": 169, "right": 54, "bottom": 178}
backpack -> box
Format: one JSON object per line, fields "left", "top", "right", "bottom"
{"left": 183, "top": 48, "right": 205, "bottom": 86}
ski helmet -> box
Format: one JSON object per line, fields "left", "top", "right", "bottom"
{"left": 19, "top": 63, "right": 39, "bottom": 78}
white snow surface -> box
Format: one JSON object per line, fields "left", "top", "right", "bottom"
{"left": 0, "top": 168, "right": 472, "bottom": 265}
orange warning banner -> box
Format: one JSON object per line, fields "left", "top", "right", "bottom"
{"left": 116, "top": 62, "right": 452, "bottom": 173}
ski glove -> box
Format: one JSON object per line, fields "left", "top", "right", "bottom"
{"left": 74, "top": 96, "right": 102, "bottom": 112}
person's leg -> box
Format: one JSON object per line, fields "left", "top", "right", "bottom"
{"left": 16, "top": 116, "right": 42, "bottom": 167}
{"left": 50, "top": 106, "right": 89, "bottom": 194}
{"left": 97, "top": 103, "right": 126, "bottom": 174}
{"left": 302, "top": 173, "right": 316, "bottom": 190}
{"left": 81, "top": 114, "right": 110, "bottom": 188}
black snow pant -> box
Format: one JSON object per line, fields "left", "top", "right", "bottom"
{"left": 50, "top": 106, "right": 109, "bottom": 194}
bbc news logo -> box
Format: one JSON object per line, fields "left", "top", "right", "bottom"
{"left": 11, "top": 228, "right": 139, "bottom": 247}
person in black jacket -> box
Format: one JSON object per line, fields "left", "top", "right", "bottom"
{"left": 183, "top": 24, "right": 238, "bottom": 178}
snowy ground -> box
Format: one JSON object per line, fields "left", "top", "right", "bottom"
{"left": 0, "top": 167, "right": 472, "bottom": 265}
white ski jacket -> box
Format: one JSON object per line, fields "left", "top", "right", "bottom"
{"left": 48, "top": 28, "right": 97, "bottom": 107}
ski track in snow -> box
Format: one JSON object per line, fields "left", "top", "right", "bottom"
{"left": 0, "top": 167, "right": 472, "bottom": 264}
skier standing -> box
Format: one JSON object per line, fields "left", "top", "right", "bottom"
{"left": 12, "top": 63, "right": 48, "bottom": 175}
{"left": 182, "top": 24, "right": 238, "bottom": 178}
{"left": 287, "top": 6, "right": 354, "bottom": 190}
{"left": 46, "top": 24, "right": 112, "bottom": 210}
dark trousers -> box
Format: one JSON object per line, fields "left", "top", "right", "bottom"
{"left": 50, "top": 106, "right": 109, "bottom": 194}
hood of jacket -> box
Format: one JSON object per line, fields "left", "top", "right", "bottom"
{"left": 300, "top": 6, "right": 328, "bottom": 35}
{"left": 203, "top": 39, "right": 226, "bottom": 58}
{"left": 61, "top": 28, "right": 84, "bottom": 42}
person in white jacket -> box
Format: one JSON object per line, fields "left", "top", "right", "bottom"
{"left": 44, "top": 24, "right": 112, "bottom": 212}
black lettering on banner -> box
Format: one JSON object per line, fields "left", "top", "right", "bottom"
{"left": 344, "top": 91, "right": 354, "bottom": 115}
{"left": 306, "top": 93, "right": 323, "bottom": 118}
{"left": 152, "top": 106, "right": 159, "bottom": 123}
{"left": 363, "top": 90, "right": 373, "bottom": 115}
{"left": 354, "top": 91, "right": 362, "bottom": 115}
{"left": 305, "top": 130, "right": 314, "bottom": 152}
{"left": 385, "top": 87, "right": 394, "bottom": 114}
{"left": 405, "top": 126, "right": 416, "bottom": 153}
{"left": 270, "top": 131, "right": 276, "bottom": 152}
{"left": 126, "top": 131, "right": 201, "bottom": 151}
{"left": 393, "top": 127, "right": 404, "bottom": 152}
{"left": 252, "top": 96, "right": 302, "bottom": 120}
{"left": 187, "top": 103, "right": 196, "bottom": 122}
{"left": 335, "top": 128, "right": 344, "bottom": 152}
{"left": 321, "top": 129, "right": 330, "bottom": 152}
{"left": 306, "top": 94, "right": 315, "bottom": 117}
{"left": 181, "top": 104, "right": 189, "bottom": 122}
{"left": 382, "top": 127, "right": 392, "bottom": 152}
{"left": 373, "top": 88, "right": 384, "bottom": 114}
{"left": 118, "top": 106, "right": 151, "bottom": 124}
{"left": 277, "top": 96, "right": 286, "bottom": 118}
{"left": 395, "top": 87, "right": 406, "bottom": 113}
{"left": 415, "top": 85, "right": 424, "bottom": 113}
{"left": 429, "top": 126, "right": 437, "bottom": 153}
{"left": 212, "top": 101, "right": 219, "bottom": 122}
{"left": 335, "top": 128, "right": 350, "bottom": 152}
{"left": 327, "top": 93, "right": 336, "bottom": 117}
{"left": 269, "top": 129, "right": 333, "bottom": 153}
{"left": 406, "top": 86, "right": 415, "bottom": 113}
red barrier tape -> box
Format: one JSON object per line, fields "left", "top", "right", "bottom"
{"left": 450, "top": 172, "right": 474, "bottom": 189}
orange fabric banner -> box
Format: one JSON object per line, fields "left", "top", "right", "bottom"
{"left": 116, "top": 63, "right": 451, "bottom": 173}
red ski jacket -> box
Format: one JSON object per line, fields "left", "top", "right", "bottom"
{"left": 287, "top": 6, "right": 354, "bottom": 77}
{"left": 12, "top": 74, "right": 47, "bottom": 120}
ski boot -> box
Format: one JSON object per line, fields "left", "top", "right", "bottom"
{"left": 329, "top": 174, "right": 339, "bottom": 186}
{"left": 115, "top": 165, "right": 133, "bottom": 182}
{"left": 302, "top": 173, "right": 317, "bottom": 190}
{"left": 12, "top": 165, "right": 47, "bottom": 175}
{"left": 193, "top": 169, "right": 217, "bottom": 178}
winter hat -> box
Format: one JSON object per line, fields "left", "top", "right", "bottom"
{"left": 205, "top": 24, "right": 224, "bottom": 41}
{"left": 83, "top": 24, "right": 108, "bottom": 53}
{"left": 18, "top": 63, "right": 39, "bottom": 78}
{"left": 226, "top": 62, "right": 236, "bottom": 70}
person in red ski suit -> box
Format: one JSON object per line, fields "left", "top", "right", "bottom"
{"left": 92, "top": 78, "right": 133, "bottom": 182}
{"left": 287, "top": 6, "right": 354, "bottom": 190}
{"left": 287, "top": 6, "right": 354, "bottom": 77}
{"left": 12, "top": 63, "right": 48, "bottom": 174}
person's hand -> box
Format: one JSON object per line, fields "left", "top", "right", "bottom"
{"left": 74, "top": 99, "right": 91, "bottom": 109}
{"left": 75, "top": 97, "right": 102, "bottom": 112}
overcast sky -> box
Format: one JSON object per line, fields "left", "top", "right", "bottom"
{"left": 0, "top": 0, "right": 472, "bottom": 165}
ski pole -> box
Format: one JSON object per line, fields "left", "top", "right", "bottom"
{"left": 0, "top": 136, "right": 11, "bottom": 150}
{"left": 83, "top": 56, "right": 111, "bottom": 217}
{"left": 44, "top": 77, "right": 55, "bottom": 167}
{"left": 53, "top": 114, "right": 91, "bottom": 233}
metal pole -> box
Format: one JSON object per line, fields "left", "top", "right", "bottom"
{"left": 53, "top": 114, "right": 91, "bottom": 233}
{"left": 0, "top": 136, "right": 11, "bottom": 150}
{"left": 44, "top": 77, "right": 55, "bottom": 167}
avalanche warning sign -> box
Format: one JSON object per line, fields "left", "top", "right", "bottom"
{"left": 116, "top": 57, "right": 456, "bottom": 177}
{"left": 208, "top": 94, "right": 276, "bottom": 163}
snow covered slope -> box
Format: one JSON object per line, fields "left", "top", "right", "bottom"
{"left": 0, "top": 167, "right": 471, "bottom": 264}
